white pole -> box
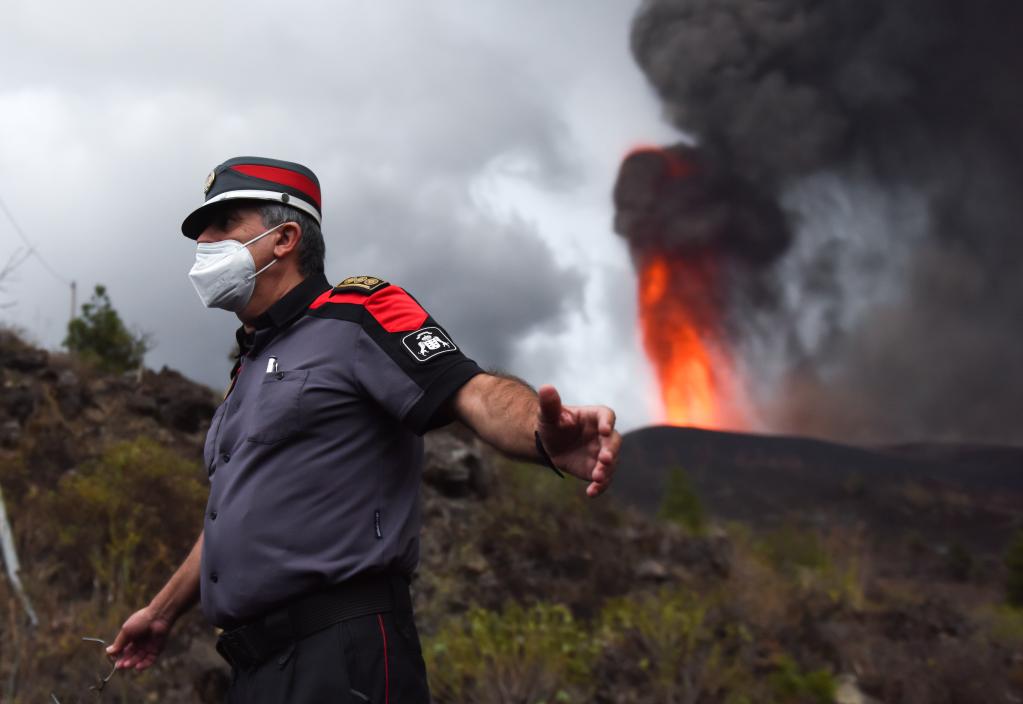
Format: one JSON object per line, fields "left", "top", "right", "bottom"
{"left": 0, "top": 482, "right": 38, "bottom": 627}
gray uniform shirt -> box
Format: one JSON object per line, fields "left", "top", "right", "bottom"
{"left": 200, "top": 273, "right": 482, "bottom": 628}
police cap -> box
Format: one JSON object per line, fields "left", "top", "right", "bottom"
{"left": 181, "top": 156, "right": 322, "bottom": 239}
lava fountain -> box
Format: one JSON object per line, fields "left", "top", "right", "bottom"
{"left": 638, "top": 252, "right": 744, "bottom": 428}
{"left": 615, "top": 145, "right": 789, "bottom": 429}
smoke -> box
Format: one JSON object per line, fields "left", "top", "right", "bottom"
{"left": 619, "top": 0, "right": 1023, "bottom": 444}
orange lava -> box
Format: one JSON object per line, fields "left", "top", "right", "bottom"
{"left": 638, "top": 253, "right": 744, "bottom": 429}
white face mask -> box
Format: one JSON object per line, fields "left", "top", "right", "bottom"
{"left": 188, "top": 223, "right": 285, "bottom": 312}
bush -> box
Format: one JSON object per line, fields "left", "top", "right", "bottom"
{"left": 753, "top": 525, "right": 865, "bottom": 609}
{"left": 46, "top": 438, "right": 206, "bottom": 604}
{"left": 64, "top": 284, "right": 150, "bottom": 373}
{"left": 976, "top": 604, "right": 1023, "bottom": 650}
{"left": 424, "top": 601, "right": 597, "bottom": 704}
{"left": 1007, "top": 530, "right": 1023, "bottom": 607}
{"left": 768, "top": 654, "right": 835, "bottom": 704}
{"left": 945, "top": 541, "right": 975, "bottom": 582}
{"left": 658, "top": 466, "right": 706, "bottom": 534}
{"left": 600, "top": 586, "right": 754, "bottom": 703}
{"left": 757, "top": 525, "right": 831, "bottom": 574}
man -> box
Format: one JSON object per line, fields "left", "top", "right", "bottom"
{"left": 106, "top": 156, "right": 621, "bottom": 702}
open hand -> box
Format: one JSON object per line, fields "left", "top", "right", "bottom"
{"left": 536, "top": 385, "right": 621, "bottom": 497}
{"left": 105, "top": 606, "right": 173, "bottom": 671}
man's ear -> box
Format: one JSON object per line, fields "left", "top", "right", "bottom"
{"left": 273, "top": 222, "right": 302, "bottom": 259}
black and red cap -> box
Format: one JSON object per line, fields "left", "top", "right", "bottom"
{"left": 181, "top": 156, "right": 322, "bottom": 239}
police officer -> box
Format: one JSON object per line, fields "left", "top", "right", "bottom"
{"left": 105, "top": 157, "right": 621, "bottom": 703}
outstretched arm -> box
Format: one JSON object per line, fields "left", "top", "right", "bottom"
{"left": 451, "top": 373, "right": 621, "bottom": 497}
{"left": 105, "top": 530, "right": 203, "bottom": 670}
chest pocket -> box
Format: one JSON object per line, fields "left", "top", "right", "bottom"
{"left": 248, "top": 369, "right": 310, "bottom": 444}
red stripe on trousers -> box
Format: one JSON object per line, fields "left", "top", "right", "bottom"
{"left": 377, "top": 614, "right": 390, "bottom": 704}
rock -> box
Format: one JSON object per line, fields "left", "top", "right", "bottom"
{"left": 834, "top": 674, "right": 883, "bottom": 704}
{"left": 2, "top": 385, "right": 36, "bottom": 424}
{"left": 159, "top": 394, "right": 217, "bottom": 434}
{"left": 880, "top": 597, "right": 966, "bottom": 641}
{"left": 423, "top": 431, "right": 489, "bottom": 498}
{"left": 636, "top": 559, "right": 669, "bottom": 581}
{"left": 145, "top": 367, "right": 218, "bottom": 434}
{"left": 0, "top": 419, "right": 21, "bottom": 447}
{"left": 1, "top": 347, "right": 48, "bottom": 372}
{"left": 675, "top": 533, "right": 733, "bottom": 578}
{"left": 127, "top": 392, "right": 159, "bottom": 417}
{"left": 56, "top": 368, "right": 79, "bottom": 389}
{"left": 55, "top": 368, "right": 90, "bottom": 418}
{"left": 463, "top": 555, "right": 490, "bottom": 575}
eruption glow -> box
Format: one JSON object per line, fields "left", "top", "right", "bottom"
{"left": 638, "top": 253, "right": 745, "bottom": 429}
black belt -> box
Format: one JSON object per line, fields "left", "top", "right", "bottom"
{"left": 215, "top": 573, "right": 409, "bottom": 670}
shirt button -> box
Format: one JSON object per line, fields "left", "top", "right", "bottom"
{"left": 209, "top": 510, "right": 218, "bottom": 520}
{"left": 275, "top": 372, "right": 285, "bottom": 380}
{"left": 222, "top": 453, "right": 230, "bottom": 463}
{"left": 210, "top": 571, "right": 219, "bottom": 583}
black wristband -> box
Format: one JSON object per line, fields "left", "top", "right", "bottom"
{"left": 534, "top": 431, "right": 565, "bottom": 479}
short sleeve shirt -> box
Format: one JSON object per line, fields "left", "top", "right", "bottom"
{"left": 200, "top": 273, "right": 483, "bottom": 628}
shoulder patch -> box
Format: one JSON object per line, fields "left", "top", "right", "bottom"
{"left": 402, "top": 326, "right": 457, "bottom": 363}
{"left": 334, "top": 275, "right": 389, "bottom": 294}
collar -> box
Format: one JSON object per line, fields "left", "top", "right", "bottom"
{"left": 235, "top": 272, "right": 331, "bottom": 358}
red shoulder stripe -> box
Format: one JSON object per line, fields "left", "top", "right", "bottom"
{"left": 366, "top": 286, "right": 428, "bottom": 332}
{"left": 307, "top": 285, "right": 428, "bottom": 333}
{"left": 308, "top": 290, "right": 368, "bottom": 309}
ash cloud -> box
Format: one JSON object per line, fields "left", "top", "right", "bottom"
{"left": 623, "top": 0, "right": 1023, "bottom": 444}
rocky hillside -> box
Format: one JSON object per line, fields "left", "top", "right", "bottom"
{"left": 0, "top": 330, "right": 1021, "bottom": 703}
{"left": 616, "top": 426, "right": 1023, "bottom": 559}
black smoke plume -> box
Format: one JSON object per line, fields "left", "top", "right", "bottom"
{"left": 618, "top": 0, "right": 1023, "bottom": 444}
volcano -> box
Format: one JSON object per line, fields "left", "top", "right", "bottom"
{"left": 613, "top": 426, "right": 1023, "bottom": 555}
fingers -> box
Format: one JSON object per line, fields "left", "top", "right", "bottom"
{"left": 537, "top": 385, "right": 563, "bottom": 425}
{"left": 566, "top": 405, "right": 616, "bottom": 434}
{"left": 115, "top": 641, "right": 137, "bottom": 669}
{"left": 586, "top": 430, "right": 622, "bottom": 498}
{"left": 604, "top": 428, "right": 623, "bottom": 461}
{"left": 106, "top": 628, "right": 128, "bottom": 657}
{"left": 598, "top": 406, "right": 617, "bottom": 436}
{"left": 120, "top": 642, "right": 156, "bottom": 671}
{"left": 135, "top": 651, "right": 158, "bottom": 671}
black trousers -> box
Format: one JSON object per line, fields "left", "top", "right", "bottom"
{"left": 224, "top": 606, "right": 431, "bottom": 703}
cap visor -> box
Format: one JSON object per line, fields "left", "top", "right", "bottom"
{"left": 181, "top": 199, "right": 264, "bottom": 239}
{"left": 182, "top": 201, "right": 225, "bottom": 239}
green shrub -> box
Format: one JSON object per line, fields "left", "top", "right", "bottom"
{"left": 768, "top": 654, "right": 835, "bottom": 703}
{"left": 757, "top": 525, "right": 831, "bottom": 574}
{"left": 945, "top": 541, "right": 974, "bottom": 582}
{"left": 658, "top": 466, "right": 706, "bottom": 534}
{"left": 1007, "top": 530, "right": 1023, "bottom": 607}
{"left": 424, "top": 601, "right": 597, "bottom": 704}
{"left": 753, "top": 525, "right": 865, "bottom": 609}
{"left": 975, "top": 604, "right": 1023, "bottom": 649}
{"left": 64, "top": 284, "right": 150, "bottom": 373}
{"left": 47, "top": 438, "right": 206, "bottom": 604}
{"left": 601, "top": 586, "right": 754, "bottom": 703}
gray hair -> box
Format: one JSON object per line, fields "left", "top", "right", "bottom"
{"left": 259, "top": 203, "right": 326, "bottom": 277}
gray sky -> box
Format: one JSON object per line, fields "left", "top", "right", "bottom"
{"left": 0, "top": 1, "right": 677, "bottom": 430}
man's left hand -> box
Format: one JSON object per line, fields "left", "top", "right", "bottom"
{"left": 536, "top": 384, "right": 621, "bottom": 497}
